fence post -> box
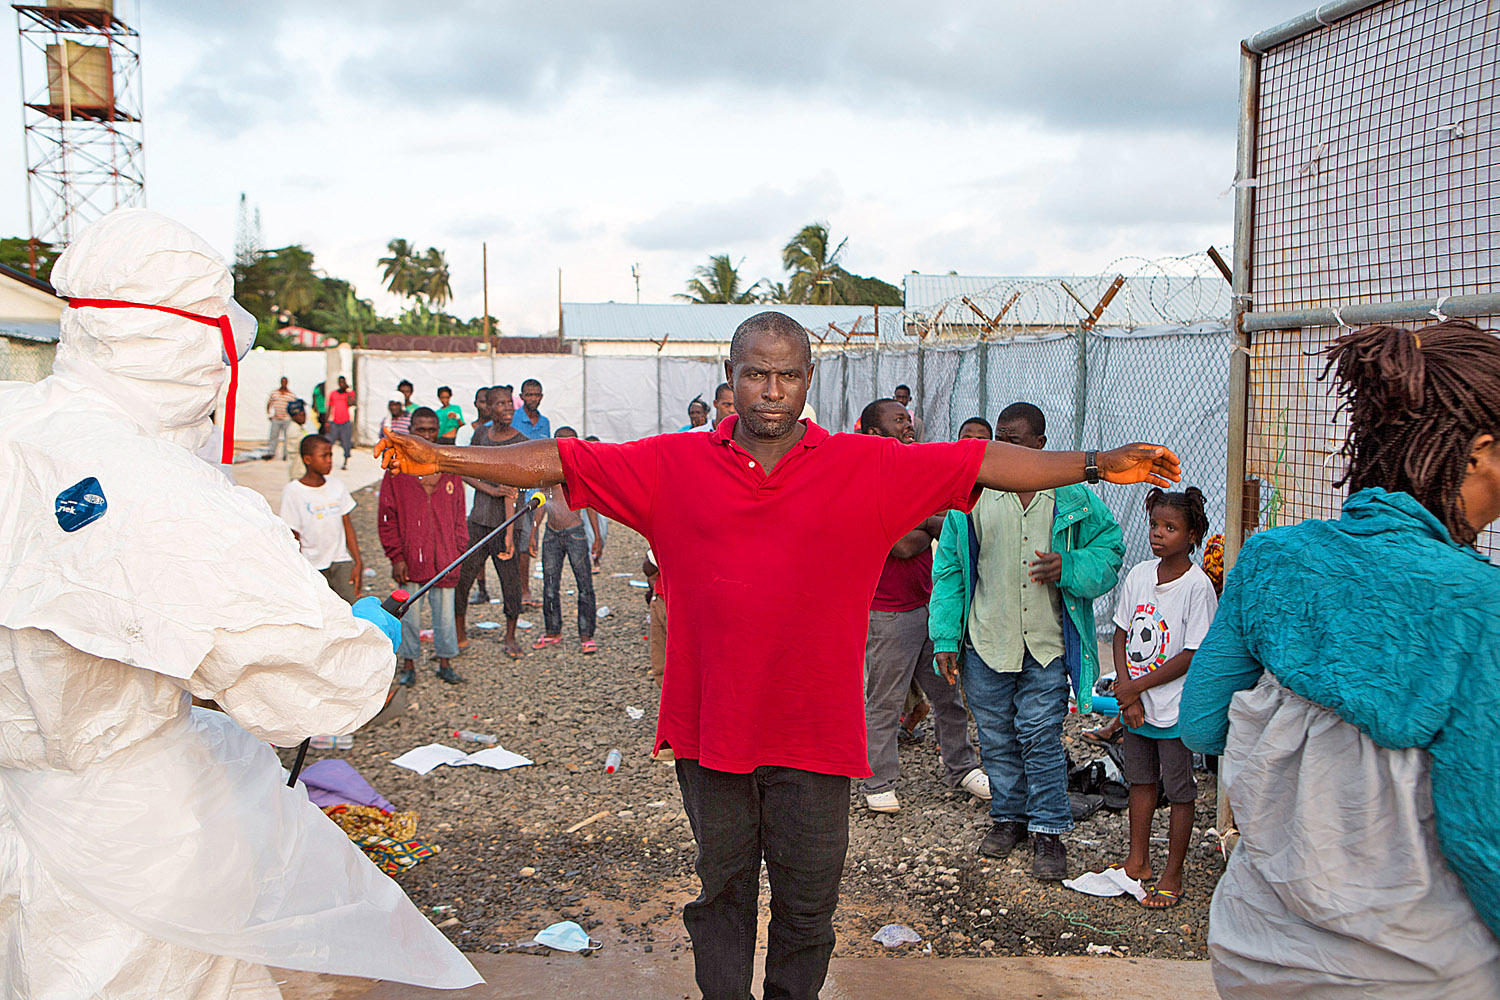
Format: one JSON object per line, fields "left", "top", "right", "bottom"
{"left": 916, "top": 345, "right": 926, "bottom": 433}
{"left": 977, "top": 342, "right": 989, "bottom": 426}
{"left": 839, "top": 353, "right": 849, "bottom": 431}
{"left": 1224, "top": 41, "right": 1261, "bottom": 576}
{"left": 656, "top": 353, "right": 663, "bottom": 435}
{"left": 1072, "top": 326, "right": 1088, "bottom": 450}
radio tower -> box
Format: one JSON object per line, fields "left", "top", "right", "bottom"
{"left": 14, "top": 1, "right": 145, "bottom": 266}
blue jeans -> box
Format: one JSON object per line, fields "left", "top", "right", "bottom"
{"left": 396, "top": 586, "right": 458, "bottom": 660}
{"left": 542, "top": 523, "right": 595, "bottom": 639}
{"left": 962, "top": 645, "right": 1073, "bottom": 834}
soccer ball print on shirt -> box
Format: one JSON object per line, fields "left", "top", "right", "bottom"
{"left": 1124, "top": 602, "right": 1171, "bottom": 679}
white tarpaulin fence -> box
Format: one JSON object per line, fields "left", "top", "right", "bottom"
{"left": 352, "top": 353, "right": 583, "bottom": 445}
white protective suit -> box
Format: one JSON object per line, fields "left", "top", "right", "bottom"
{"left": 0, "top": 210, "right": 482, "bottom": 998}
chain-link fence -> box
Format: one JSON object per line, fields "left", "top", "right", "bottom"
{"left": 0, "top": 337, "right": 56, "bottom": 383}
{"left": 807, "top": 321, "right": 1231, "bottom": 635}
{"left": 1229, "top": 0, "right": 1500, "bottom": 564}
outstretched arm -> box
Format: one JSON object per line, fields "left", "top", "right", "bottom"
{"left": 976, "top": 442, "right": 1180, "bottom": 493}
{"left": 377, "top": 429, "right": 564, "bottom": 488}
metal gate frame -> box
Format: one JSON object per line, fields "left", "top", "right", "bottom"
{"left": 1224, "top": 0, "right": 1500, "bottom": 570}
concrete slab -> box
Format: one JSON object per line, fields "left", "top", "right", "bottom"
{"left": 276, "top": 953, "right": 1216, "bottom": 1000}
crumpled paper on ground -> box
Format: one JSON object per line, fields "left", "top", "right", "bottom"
{"left": 1062, "top": 867, "right": 1147, "bottom": 902}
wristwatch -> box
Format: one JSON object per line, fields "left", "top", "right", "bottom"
{"left": 1084, "top": 450, "right": 1100, "bottom": 484}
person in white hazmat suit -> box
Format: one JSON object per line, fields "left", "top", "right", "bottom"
{"left": 0, "top": 209, "right": 481, "bottom": 998}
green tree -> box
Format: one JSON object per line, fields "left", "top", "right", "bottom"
{"left": 782, "top": 222, "right": 847, "bottom": 305}
{"left": 756, "top": 280, "right": 794, "bottom": 304}
{"left": 833, "top": 271, "right": 902, "bottom": 306}
{"left": 0, "top": 237, "right": 60, "bottom": 281}
{"left": 379, "top": 238, "right": 423, "bottom": 301}
{"left": 273, "top": 245, "right": 322, "bottom": 324}
{"left": 675, "top": 253, "right": 762, "bottom": 304}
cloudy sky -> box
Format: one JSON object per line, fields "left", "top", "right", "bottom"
{"left": 1, "top": 1, "right": 1298, "bottom": 334}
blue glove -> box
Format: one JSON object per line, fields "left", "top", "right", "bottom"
{"left": 352, "top": 596, "right": 402, "bottom": 652}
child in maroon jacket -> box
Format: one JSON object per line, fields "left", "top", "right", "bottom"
{"left": 378, "top": 407, "right": 468, "bottom": 686}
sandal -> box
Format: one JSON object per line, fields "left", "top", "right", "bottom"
{"left": 531, "top": 635, "right": 562, "bottom": 650}
{"left": 1140, "top": 888, "right": 1182, "bottom": 909}
{"left": 1082, "top": 723, "right": 1123, "bottom": 746}
{"left": 581, "top": 639, "right": 598, "bottom": 654}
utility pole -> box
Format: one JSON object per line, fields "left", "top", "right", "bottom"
{"left": 631, "top": 262, "right": 641, "bottom": 304}
{"left": 481, "top": 242, "right": 490, "bottom": 339}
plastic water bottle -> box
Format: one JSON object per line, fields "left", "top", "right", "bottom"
{"left": 455, "top": 730, "right": 497, "bottom": 745}
{"left": 604, "top": 748, "right": 622, "bottom": 773}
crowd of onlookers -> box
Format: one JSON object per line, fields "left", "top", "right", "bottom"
{"left": 849, "top": 389, "right": 1222, "bottom": 909}
{"left": 270, "top": 376, "right": 605, "bottom": 704}
{"left": 267, "top": 372, "right": 1225, "bottom": 904}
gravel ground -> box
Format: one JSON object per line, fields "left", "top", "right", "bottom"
{"left": 281, "top": 484, "right": 1224, "bottom": 962}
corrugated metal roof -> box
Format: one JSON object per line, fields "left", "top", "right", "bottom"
{"left": 903, "top": 274, "right": 1231, "bottom": 330}
{"left": 561, "top": 303, "right": 907, "bottom": 344}
{"left": 0, "top": 320, "right": 60, "bottom": 343}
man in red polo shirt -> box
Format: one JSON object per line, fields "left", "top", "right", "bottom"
{"left": 376, "top": 311, "right": 1179, "bottom": 1000}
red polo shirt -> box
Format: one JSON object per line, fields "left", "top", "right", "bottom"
{"left": 557, "top": 416, "right": 985, "bottom": 777}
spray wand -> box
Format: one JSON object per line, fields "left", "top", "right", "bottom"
{"left": 287, "top": 492, "right": 545, "bottom": 787}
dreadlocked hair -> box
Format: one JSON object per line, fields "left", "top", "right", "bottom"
{"left": 1321, "top": 319, "right": 1500, "bottom": 547}
{"left": 1145, "top": 486, "right": 1209, "bottom": 551}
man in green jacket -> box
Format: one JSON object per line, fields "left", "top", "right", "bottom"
{"left": 930, "top": 402, "right": 1124, "bottom": 880}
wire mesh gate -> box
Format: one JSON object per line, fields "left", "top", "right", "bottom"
{"left": 1227, "top": 0, "right": 1500, "bottom": 567}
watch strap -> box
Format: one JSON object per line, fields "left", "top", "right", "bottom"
{"left": 1085, "top": 450, "right": 1100, "bottom": 484}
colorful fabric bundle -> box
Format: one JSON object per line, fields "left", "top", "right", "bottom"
{"left": 1201, "top": 533, "right": 1225, "bottom": 594}
{"left": 322, "top": 803, "right": 419, "bottom": 840}
{"left": 349, "top": 834, "right": 441, "bottom": 875}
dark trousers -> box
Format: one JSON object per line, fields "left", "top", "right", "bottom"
{"left": 675, "top": 760, "right": 849, "bottom": 1000}
{"left": 327, "top": 419, "right": 353, "bottom": 459}
{"left": 542, "top": 523, "right": 595, "bottom": 638}
{"left": 456, "top": 520, "right": 521, "bottom": 618}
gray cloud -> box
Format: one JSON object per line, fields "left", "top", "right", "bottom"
{"left": 625, "top": 176, "right": 844, "bottom": 251}
{"left": 149, "top": 1, "right": 1299, "bottom": 134}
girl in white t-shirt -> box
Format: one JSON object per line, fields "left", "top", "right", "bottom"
{"left": 1106, "top": 487, "right": 1218, "bottom": 909}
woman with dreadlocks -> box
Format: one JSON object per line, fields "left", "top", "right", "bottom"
{"left": 1182, "top": 320, "right": 1500, "bottom": 998}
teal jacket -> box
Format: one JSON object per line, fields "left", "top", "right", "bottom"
{"left": 1183, "top": 488, "right": 1500, "bottom": 937}
{"left": 929, "top": 484, "right": 1124, "bottom": 712}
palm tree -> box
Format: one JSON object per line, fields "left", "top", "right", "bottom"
{"left": 782, "top": 222, "right": 848, "bottom": 305}
{"left": 419, "top": 247, "right": 453, "bottom": 333}
{"left": 675, "top": 253, "right": 762, "bottom": 304}
{"left": 757, "top": 280, "right": 794, "bottom": 304}
{"left": 379, "top": 239, "right": 422, "bottom": 301}
{"left": 420, "top": 247, "right": 452, "bottom": 310}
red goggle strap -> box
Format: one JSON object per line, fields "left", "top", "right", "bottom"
{"left": 68, "top": 297, "right": 241, "bottom": 464}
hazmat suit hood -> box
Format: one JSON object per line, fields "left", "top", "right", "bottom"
{"left": 0, "top": 209, "right": 326, "bottom": 679}
{"left": 49, "top": 208, "right": 257, "bottom": 453}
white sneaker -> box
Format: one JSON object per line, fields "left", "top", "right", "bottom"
{"left": 960, "top": 768, "right": 992, "bottom": 800}
{"left": 865, "top": 790, "right": 900, "bottom": 813}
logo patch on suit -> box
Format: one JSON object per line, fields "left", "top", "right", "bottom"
{"left": 56, "top": 477, "right": 107, "bottom": 532}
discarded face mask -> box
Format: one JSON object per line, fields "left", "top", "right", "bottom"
{"left": 872, "top": 923, "right": 922, "bottom": 948}
{"left": 533, "top": 920, "right": 601, "bottom": 953}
